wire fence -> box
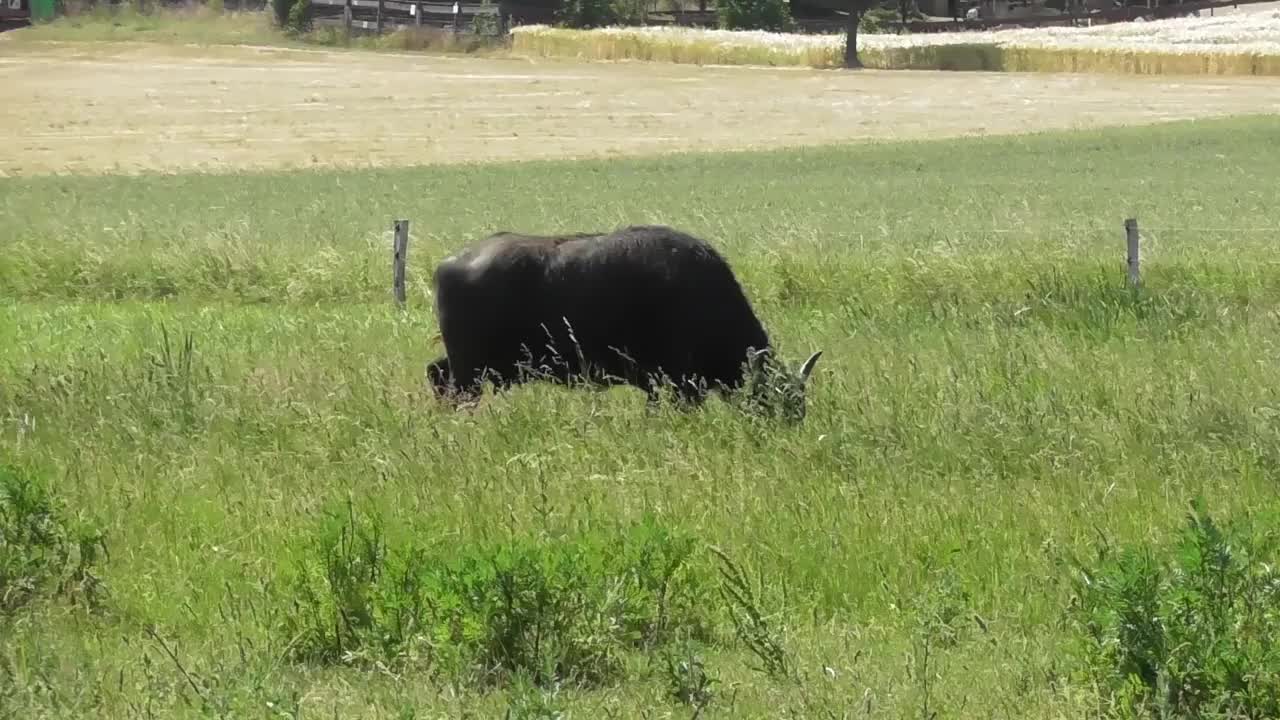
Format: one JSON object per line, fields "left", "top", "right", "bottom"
{"left": 935, "top": 227, "right": 1277, "bottom": 234}
{"left": 371, "top": 216, "right": 1278, "bottom": 310}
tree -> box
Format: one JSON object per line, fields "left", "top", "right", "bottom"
{"left": 843, "top": 0, "right": 875, "bottom": 68}
{"left": 898, "top": 0, "right": 914, "bottom": 28}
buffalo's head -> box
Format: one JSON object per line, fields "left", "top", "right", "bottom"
{"left": 744, "top": 347, "right": 823, "bottom": 423}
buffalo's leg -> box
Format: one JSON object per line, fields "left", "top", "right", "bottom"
{"left": 635, "top": 371, "right": 707, "bottom": 413}
{"left": 426, "top": 356, "right": 453, "bottom": 396}
{"left": 673, "top": 377, "right": 710, "bottom": 409}
{"left": 427, "top": 355, "right": 488, "bottom": 406}
{"left": 426, "top": 356, "right": 474, "bottom": 406}
{"left": 643, "top": 385, "right": 662, "bottom": 413}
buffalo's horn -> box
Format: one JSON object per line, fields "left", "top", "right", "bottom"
{"left": 798, "top": 351, "right": 823, "bottom": 383}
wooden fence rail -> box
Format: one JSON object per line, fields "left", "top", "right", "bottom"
{"left": 309, "top": 0, "right": 505, "bottom": 35}
{"left": 1, "top": 0, "right": 32, "bottom": 27}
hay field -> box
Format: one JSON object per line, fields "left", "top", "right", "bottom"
{"left": 5, "top": 39, "right": 1280, "bottom": 175}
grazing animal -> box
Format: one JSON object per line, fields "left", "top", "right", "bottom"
{"left": 425, "top": 225, "right": 823, "bottom": 422}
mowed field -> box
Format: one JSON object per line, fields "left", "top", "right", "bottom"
{"left": 5, "top": 33, "right": 1280, "bottom": 720}
{"left": 6, "top": 39, "right": 1280, "bottom": 175}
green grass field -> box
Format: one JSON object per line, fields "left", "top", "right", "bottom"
{"left": 4, "top": 115, "right": 1280, "bottom": 718}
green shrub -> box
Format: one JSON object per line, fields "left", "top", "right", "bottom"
{"left": 286, "top": 0, "right": 312, "bottom": 33}
{"left": 271, "top": 0, "right": 310, "bottom": 32}
{"left": 270, "top": 0, "right": 290, "bottom": 26}
{"left": 859, "top": 3, "right": 926, "bottom": 34}
{"left": 283, "top": 502, "right": 715, "bottom": 688}
{"left": 717, "top": 0, "right": 793, "bottom": 32}
{"left": 860, "top": 7, "right": 898, "bottom": 34}
{"left": 0, "top": 463, "right": 107, "bottom": 614}
{"left": 1067, "top": 498, "right": 1280, "bottom": 719}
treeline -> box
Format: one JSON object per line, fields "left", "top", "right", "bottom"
{"left": 548, "top": 0, "right": 924, "bottom": 33}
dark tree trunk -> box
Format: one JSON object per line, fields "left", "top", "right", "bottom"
{"left": 844, "top": 5, "right": 863, "bottom": 68}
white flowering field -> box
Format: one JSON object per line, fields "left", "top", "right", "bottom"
{"left": 510, "top": 10, "right": 1280, "bottom": 73}
{"left": 897, "top": 9, "right": 1280, "bottom": 54}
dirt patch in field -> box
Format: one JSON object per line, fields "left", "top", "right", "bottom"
{"left": 4, "top": 39, "right": 1280, "bottom": 176}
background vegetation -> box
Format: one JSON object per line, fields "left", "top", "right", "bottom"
{"left": 25, "top": 0, "right": 909, "bottom": 46}
{"left": 4, "top": 114, "right": 1280, "bottom": 717}
{"left": 20, "top": 2, "right": 1280, "bottom": 77}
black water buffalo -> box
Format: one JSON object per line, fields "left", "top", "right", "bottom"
{"left": 425, "top": 225, "right": 823, "bottom": 421}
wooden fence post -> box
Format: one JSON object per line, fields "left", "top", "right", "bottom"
{"left": 393, "top": 219, "right": 409, "bottom": 308}
{"left": 452, "top": 0, "right": 460, "bottom": 33}
{"left": 414, "top": 0, "right": 422, "bottom": 27}
{"left": 1124, "top": 217, "right": 1140, "bottom": 288}
{"left": 344, "top": 0, "right": 352, "bottom": 35}
{"left": 377, "top": 0, "right": 385, "bottom": 33}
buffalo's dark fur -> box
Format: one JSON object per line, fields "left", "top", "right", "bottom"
{"left": 426, "top": 225, "right": 820, "bottom": 417}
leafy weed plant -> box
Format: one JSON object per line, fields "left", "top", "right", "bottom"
{"left": 1068, "top": 498, "right": 1280, "bottom": 719}
{"left": 283, "top": 501, "right": 716, "bottom": 689}
{"left": 661, "top": 640, "right": 718, "bottom": 716}
{"left": 711, "top": 545, "right": 792, "bottom": 681}
{"left": 0, "top": 463, "right": 107, "bottom": 614}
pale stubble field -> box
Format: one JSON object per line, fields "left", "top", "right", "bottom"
{"left": 5, "top": 38, "right": 1280, "bottom": 175}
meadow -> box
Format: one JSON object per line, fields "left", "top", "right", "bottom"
{"left": 4, "top": 109, "right": 1280, "bottom": 718}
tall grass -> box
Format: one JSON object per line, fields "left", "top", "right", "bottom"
{"left": 3, "top": 115, "right": 1280, "bottom": 717}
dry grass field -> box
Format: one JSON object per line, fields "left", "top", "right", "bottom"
{"left": 4, "top": 38, "right": 1280, "bottom": 175}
